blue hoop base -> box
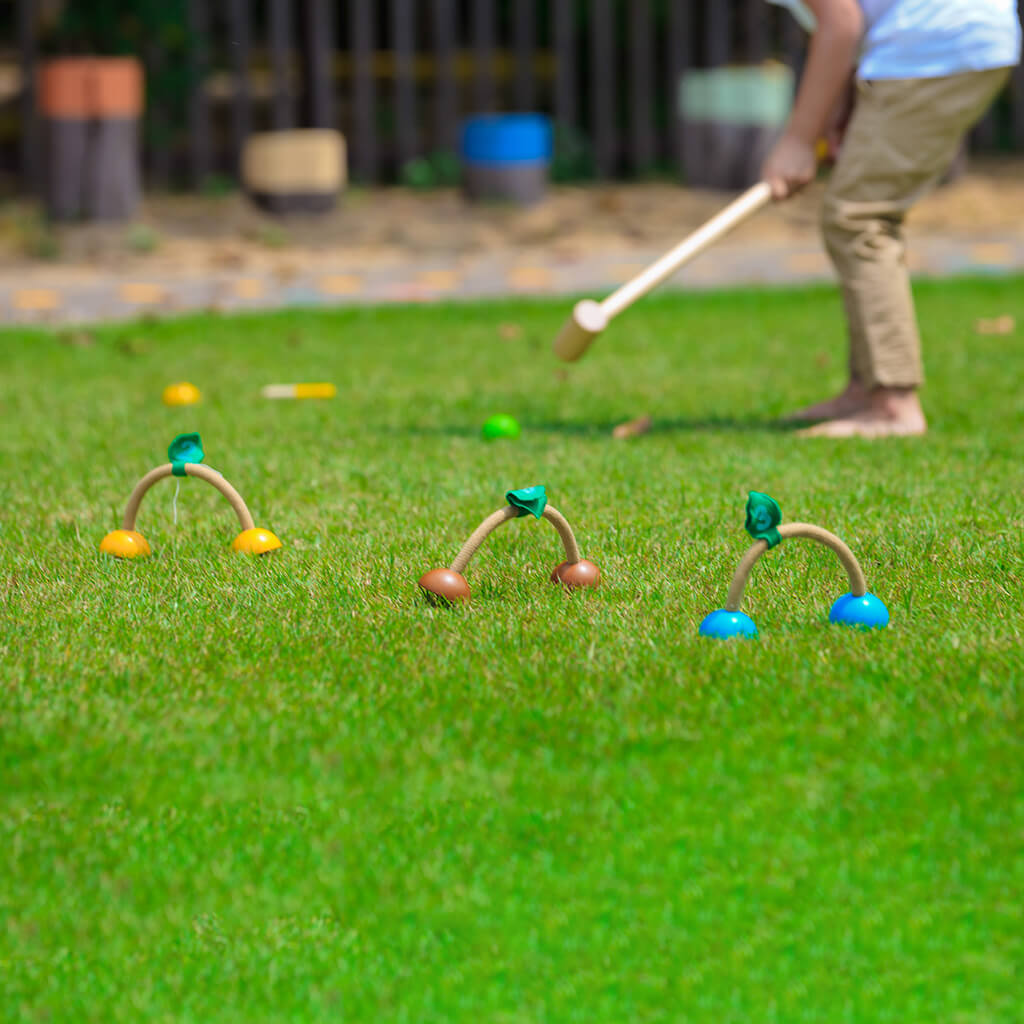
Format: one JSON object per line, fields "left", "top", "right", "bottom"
{"left": 829, "top": 592, "right": 890, "bottom": 630}
{"left": 699, "top": 609, "right": 758, "bottom": 639}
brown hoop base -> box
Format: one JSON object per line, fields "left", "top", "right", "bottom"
{"left": 419, "top": 502, "right": 601, "bottom": 604}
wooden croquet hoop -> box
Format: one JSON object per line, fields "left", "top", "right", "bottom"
{"left": 724, "top": 523, "right": 868, "bottom": 613}
{"left": 120, "top": 463, "right": 255, "bottom": 533}
{"left": 449, "top": 504, "right": 582, "bottom": 574}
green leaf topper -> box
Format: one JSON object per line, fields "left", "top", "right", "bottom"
{"left": 745, "top": 491, "right": 782, "bottom": 549}
{"left": 168, "top": 433, "right": 205, "bottom": 477}
{"left": 506, "top": 485, "right": 547, "bottom": 520}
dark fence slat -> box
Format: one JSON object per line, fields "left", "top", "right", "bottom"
{"left": 303, "top": 0, "right": 335, "bottom": 129}
{"left": 552, "top": 0, "right": 577, "bottom": 131}
{"left": 667, "top": 0, "right": 691, "bottom": 176}
{"left": 1015, "top": 64, "right": 1024, "bottom": 153}
{"left": 628, "top": 0, "right": 655, "bottom": 173}
{"left": 972, "top": 111, "right": 997, "bottom": 151}
{"left": 391, "top": 0, "right": 418, "bottom": 167}
{"left": 17, "top": 0, "right": 38, "bottom": 193}
{"left": 268, "top": 0, "right": 294, "bottom": 130}
{"left": 513, "top": 0, "right": 536, "bottom": 111}
{"left": 1014, "top": 1, "right": 1024, "bottom": 150}
{"left": 471, "top": 0, "right": 498, "bottom": 112}
{"left": 590, "top": 0, "right": 618, "bottom": 178}
{"left": 187, "top": 0, "right": 212, "bottom": 186}
{"left": 745, "top": 0, "right": 769, "bottom": 63}
{"left": 707, "top": 0, "right": 731, "bottom": 67}
{"left": 227, "top": 0, "right": 252, "bottom": 168}
{"left": 781, "top": 6, "right": 806, "bottom": 79}
{"left": 350, "top": 0, "right": 377, "bottom": 181}
{"left": 144, "top": 41, "right": 171, "bottom": 188}
{"left": 432, "top": 0, "right": 459, "bottom": 153}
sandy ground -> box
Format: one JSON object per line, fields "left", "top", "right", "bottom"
{"left": 2, "top": 159, "right": 1023, "bottom": 288}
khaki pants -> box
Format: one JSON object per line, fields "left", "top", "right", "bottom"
{"left": 823, "top": 67, "right": 1011, "bottom": 389}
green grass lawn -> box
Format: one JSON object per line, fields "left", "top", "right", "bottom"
{"left": 2, "top": 278, "right": 1023, "bottom": 1022}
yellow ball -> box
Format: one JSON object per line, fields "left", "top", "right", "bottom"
{"left": 99, "top": 530, "right": 151, "bottom": 559}
{"left": 232, "top": 527, "right": 282, "bottom": 555}
{"left": 162, "top": 382, "right": 201, "bottom": 406}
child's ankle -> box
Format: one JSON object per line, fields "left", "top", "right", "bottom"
{"left": 870, "top": 386, "right": 923, "bottom": 417}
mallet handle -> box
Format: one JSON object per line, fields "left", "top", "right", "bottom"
{"left": 600, "top": 182, "right": 772, "bottom": 321}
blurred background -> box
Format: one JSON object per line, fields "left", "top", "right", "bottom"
{"left": 3, "top": 0, "right": 1020, "bottom": 196}
{"left": 1, "top": 1, "right": 1022, "bottom": 323}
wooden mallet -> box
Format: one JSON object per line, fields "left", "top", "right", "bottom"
{"left": 553, "top": 182, "right": 773, "bottom": 362}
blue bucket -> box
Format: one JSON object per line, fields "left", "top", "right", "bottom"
{"left": 460, "top": 114, "right": 553, "bottom": 166}
{"left": 460, "top": 114, "right": 552, "bottom": 204}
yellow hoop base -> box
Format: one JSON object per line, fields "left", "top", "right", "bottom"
{"left": 162, "top": 382, "right": 201, "bottom": 406}
{"left": 100, "top": 530, "right": 152, "bottom": 559}
{"left": 232, "top": 527, "right": 282, "bottom": 555}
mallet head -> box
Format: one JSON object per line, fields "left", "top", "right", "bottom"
{"left": 553, "top": 299, "right": 608, "bottom": 363}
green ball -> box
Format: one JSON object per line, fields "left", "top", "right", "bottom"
{"left": 481, "top": 414, "right": 522, "bottom": 441}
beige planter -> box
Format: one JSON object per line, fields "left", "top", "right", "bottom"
{"left": 242, "top": 129, "right": 347, "bottom": 214}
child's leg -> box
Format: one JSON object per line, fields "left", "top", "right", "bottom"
{"left": 796, "top": 67, "right": 1010, "bottom": 436}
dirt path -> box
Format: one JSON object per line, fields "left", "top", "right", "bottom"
{"left": 1, "top": 160, "right": 1021, "bottom": 323}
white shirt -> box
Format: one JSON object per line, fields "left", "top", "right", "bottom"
{"left": 769, "top": 0, "right": 1022, "bottom": 79}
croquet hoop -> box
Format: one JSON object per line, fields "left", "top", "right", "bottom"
{"left": 450, "top": 504, "right": 582, "bottom": 575}
{"left": 724, "top": 522, "right": 869, "bottom": 613}
{"left": 120, "top": 463, "right": 256, "bottom": 533}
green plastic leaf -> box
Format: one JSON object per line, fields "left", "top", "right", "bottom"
{"left": 168, "top": 432, "right": 204, "bottom": 476}
{"left": 745, "top": 491, "right": 782, "bottom": 549}
{"left": 506, "top": 485, "right": 547, "bottom": 520}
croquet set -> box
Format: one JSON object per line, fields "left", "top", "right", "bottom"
{"left": 96, "top": 182, "right": 891, "bottom": 638}
{"left": 98, "top": 437, "right": 887, "bottom": 638}
{"left": 100, "top": 433, "right": 281, "bottom": 560}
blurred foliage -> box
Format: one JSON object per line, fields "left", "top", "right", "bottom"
{"left": 400, "top": 152, "right": 462, "bottom": 190}
{"left": 45, "top": 0, "right": 188, "bottom": 58}
{"left": 551, "top": 124, "right": 595, "bottom": 183}
{"left": 124, "top": 223, "right": 161, "bottom": 255}
{"left": 0, "top": 208, "right": 62, "bottom": 261}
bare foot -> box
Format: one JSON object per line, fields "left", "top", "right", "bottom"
{"left": 797, "top": 387, "right": 927, "bottom": 438}
{"left": 612, "top": 415, "right": 653, "bottom": 439}
{"left": 783, "top": 379, "right": 870, "bottom": 423}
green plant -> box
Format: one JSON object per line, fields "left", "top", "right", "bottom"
{"left": 400, "top": 157, "right": 435, "bottom": 190}
{"left": 125, "top": 222, "right": 160, "bottom": 254}
{"left": 200, "top": 174, "right": 237, "bottom": 199}
{"left": 15, "top": 210, "right": 61, "bottom": 261}
{"left": 551, "top": 123, "right": 596, "bottom": 183}
{"left": 400, "top": 151, "right": 462, "bottom": 190}
{"left": 254, "top": 223, "right": 290, "bottom": 249}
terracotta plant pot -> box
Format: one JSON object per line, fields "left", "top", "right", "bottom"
{"left": 38, "top": 58, "right": 93, "bottom": 119}
{"left": 36, "top": 57, "right": 144, "bottom": 222}
{"left": 90, "top": 58, "right": 144, "bottom": 118}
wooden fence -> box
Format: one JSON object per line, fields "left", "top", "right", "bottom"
{"left": 7, "top": 0, "right": 1024, "bottom": 194}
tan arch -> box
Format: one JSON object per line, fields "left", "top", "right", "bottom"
{"left": 725, "top": 522, "right": 868, "bottom": 613}
{"left": 120, "top": 463, "right": 255, "bottom": 533}
{"left": 449, "top": 504, "right": 582, "bottom": 574}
